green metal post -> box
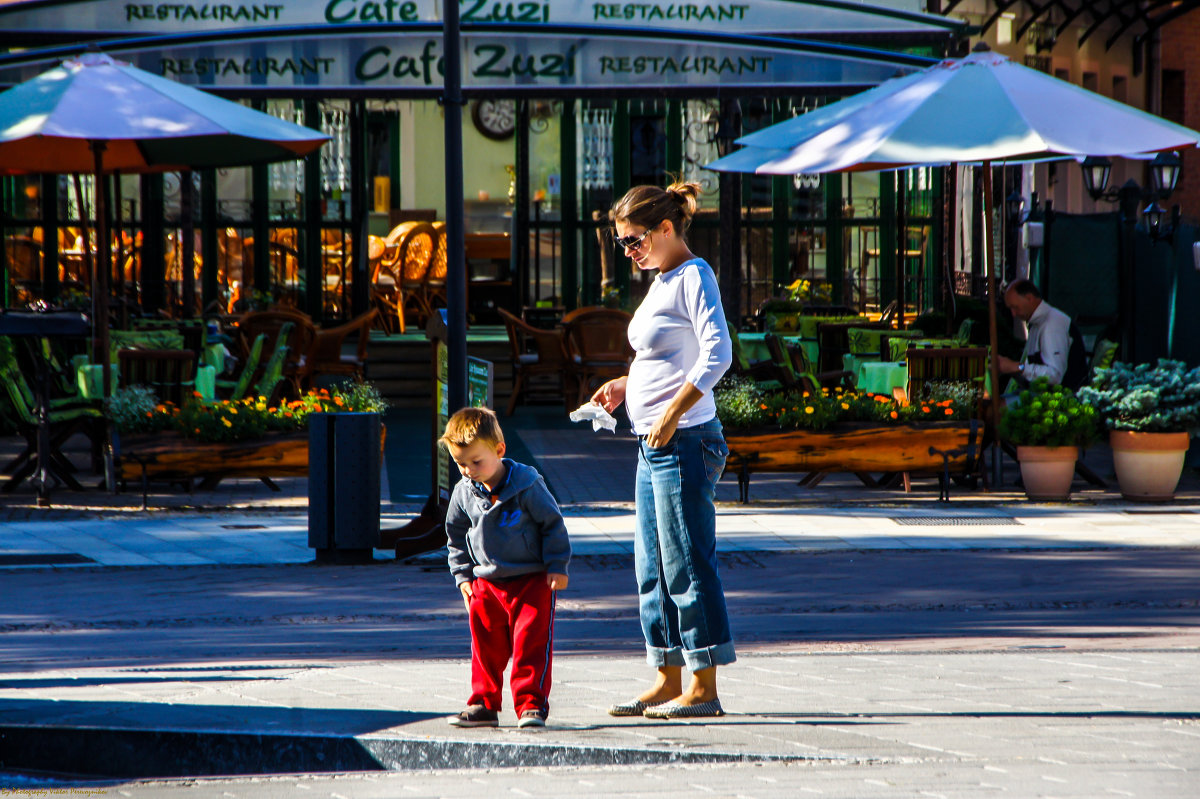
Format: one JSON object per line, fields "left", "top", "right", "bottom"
{"left": 878, "top": 173, "right": 897, "bottom": 314}
{"left": 560, "top": 99, "right": 578, "bottom": 310}
{"left": 771, "top": 100, "right": 791, "bottom": 292}
{"left": 824, "top": 173, "right": 844, "bottom": 304}
{"left": 303, "top": 100, "right": 324, "bottom": 321}
{"left": 612, "top": 100, "right": 631, "bottom": 303}
{"left": 41, "top": 175, "right": 60, "bottom": 305}
{"left": 251, "top": 100, "right": 270, "bottom": 295}
{"left": 665, "top": 100, "right": 682, "bottom": 177}
{"left": 200, "top": 169, "right": 218, "bottom": 312}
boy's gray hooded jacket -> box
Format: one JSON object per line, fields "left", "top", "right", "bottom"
{"left": 446, "top": 459, "right": 570, "bottom": 586}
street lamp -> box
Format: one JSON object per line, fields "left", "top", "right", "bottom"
{"left": 1142, "top": 199, "right": 1168, "bottom": 238}
{"left": 1150, "top": 150, "right": 1182, "bottom": 197}
{"left": 1081, "top": 156, "right": 1112, "bottom": 202}
{"left": 1079, "top": 152, "right": 1182, "bottom": 239}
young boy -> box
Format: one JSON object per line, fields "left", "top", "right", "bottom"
{"left": 441, "top": 407, "right": 570, "bottom": 729}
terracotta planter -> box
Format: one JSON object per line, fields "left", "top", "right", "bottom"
{"left": 1109, "top": 430, "right": 1190, "bottom": 502}
{"left": 1016, "top": 445, "right": 1078, "bottom": 501}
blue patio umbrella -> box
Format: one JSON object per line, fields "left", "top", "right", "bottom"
{"left": 0, "top": 52, "right": 328, "bottom": 398}
{"left": 707, "top": 45, "right": 1200, "bottom": 482}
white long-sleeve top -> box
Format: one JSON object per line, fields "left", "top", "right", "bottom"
{"left": 625, "top": 258, "right": 732, "bottom": 435}
{"left": 1020, "top": 300, "right": 1071, "bottom": 384}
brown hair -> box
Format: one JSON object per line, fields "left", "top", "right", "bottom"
{"left": 439, "top": 406, "right": 505, "bottom": 451}
{"left": 610, "top": 180, "right": 703, "bottom": 239}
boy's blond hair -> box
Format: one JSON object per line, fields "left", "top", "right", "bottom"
{"left": 440, "top": 406, "right": 505, "bottom": 451}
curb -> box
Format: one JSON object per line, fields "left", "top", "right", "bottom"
{"left": 0, "top": 725, "right": 833, "bottom": 779}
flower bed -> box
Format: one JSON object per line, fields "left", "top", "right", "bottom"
{"left": 107, "top": 383, "right": 386, "bottom": 486}
{"left": 716, "top": 378, "right": 981, "bottom": 501}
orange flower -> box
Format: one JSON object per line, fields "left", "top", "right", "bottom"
{"left": 889, "top": 410, "right": 899, "bottom": 419}
{"left": 840, "top": 403, "right": 849, "bottom": 410}
{"left": 944, "top": 408, "right": 954, "bottom": 416}
{"left": 921, "top": 406, "right": 930, "bottom": 413}
{"left": 284, "top": 411, "right": 294, "bottom": 418}
{"left": 760, "top": 403, "right": 768, "bottom": 410}
{"left": 193, "top": 391, "right": 202, "bottom": 398}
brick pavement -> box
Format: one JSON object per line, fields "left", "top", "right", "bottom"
{"left": 2, "top": 408, "right": 1200, "bottom": 796}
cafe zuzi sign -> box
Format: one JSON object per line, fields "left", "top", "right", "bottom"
{"left": 0, "top": 28, "right": 935, "bottom": 90}
{"left": 0, "top": 0, "right": 959, "bottom": 37}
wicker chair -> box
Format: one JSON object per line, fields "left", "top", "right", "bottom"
{"left": 373, "top": 221, "right": 436, "bottom": 334}
{"left": 497, "top": 307, "right": 570, "bottom": 415}
{"left": 562, "top": 308, "right": 634, "bottom": 407}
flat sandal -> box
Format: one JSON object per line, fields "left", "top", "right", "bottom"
{"left": 607, "top": 699, "right": 649, "bottom": 717}
{"left": 643, "top": 698, "right": 725, "bottom": 719}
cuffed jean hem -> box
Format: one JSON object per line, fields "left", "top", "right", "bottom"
{"left": 646, "top": 641, "right": 736, "bottom": 671}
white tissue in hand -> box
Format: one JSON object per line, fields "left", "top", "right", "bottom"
{"left": 569, "top": 401, "right": 617, "bottom": 432}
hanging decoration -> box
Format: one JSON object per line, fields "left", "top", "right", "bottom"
{"left": 578, "top": 105, "right": 613, "bottom": 193}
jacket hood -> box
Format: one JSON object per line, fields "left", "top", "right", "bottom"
{"left": 466, "top": 458, "right": 540, "bottom": 500}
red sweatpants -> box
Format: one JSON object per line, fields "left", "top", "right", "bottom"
{"left": 468, "top": 572, "right": 556, "bottom": 716}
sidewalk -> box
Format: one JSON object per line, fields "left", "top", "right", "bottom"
{"left": 2, "top": 545, "right": 1198, "bottom": 795}
{"left": 4, "top": 502, "right": 1200, "bottom": 569}
{"left": 2, "top": 406, "right": 1199, "bottom": 796}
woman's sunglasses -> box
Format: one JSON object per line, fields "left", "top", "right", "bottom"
{"left": 613, "top": 225, "right": 657, "bottom": 252}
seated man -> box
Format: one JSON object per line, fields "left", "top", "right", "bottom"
{"left": 996, "top": 279, "right": 1087, "bottom": 390}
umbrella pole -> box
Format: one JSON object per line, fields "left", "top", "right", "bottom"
{"left": 91, "top": 142, "right": 112, "bottom": 401}
{"left": 982, "top": 161, "right": 1003, "bottom": 488}
{"left": 114, "top": 172, "right": 126, "bottom": 329}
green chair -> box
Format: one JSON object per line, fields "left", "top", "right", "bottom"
{"left": 0, "top": 341, "right": 102, "bottom": 492}
{"left": 252, "top": 341, "right": 290, "bottom": 404}
{"left": 764, "top": 333, "right": 853, "bottom": 394}
{"left": 216, "top": 333, "right": 266, "bottom": 401}
{"left": 727, "top": 325, "right": 785, "bottom": 392}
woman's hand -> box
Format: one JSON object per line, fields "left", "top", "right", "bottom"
{"left": 644, "top": 383, "right": 703, "bottom": 448}
{"left": 591, "top": 376, "right": 628, "bottom": 413}
{"left": 645, "top": 413, "right": 679, "bottom": 449}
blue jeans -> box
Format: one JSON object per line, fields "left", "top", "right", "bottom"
{"left": 634, "top": 418, "right": 736, "bottom": 671}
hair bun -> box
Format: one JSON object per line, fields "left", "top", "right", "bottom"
{"left": 664, "top": 180, "right": 702, "bottom": 221}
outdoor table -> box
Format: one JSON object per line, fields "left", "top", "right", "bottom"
{"left": 857, "top": 360, "right": 909, "bottom": 395}
{"left": 738, "top": 332, "right": 817, "bottom": 370}
{"left": 77, "top": 361, "right": 216, "bottom": 401}
{"left": 856, "top": 356, "right": 994, "bottom": 397}
{"left": 0, "top": 309, "right": 91, "bottom": 505}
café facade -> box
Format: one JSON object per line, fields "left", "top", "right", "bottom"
{"left": 0, "top": 0, "right": 966, "bottom": 322}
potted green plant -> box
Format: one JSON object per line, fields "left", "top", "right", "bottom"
{"left": 999, "top": 378, "right": 1098, "bottom": 501}
{"left": 1078, "top": 359, "right": 1200, "bottom": 501}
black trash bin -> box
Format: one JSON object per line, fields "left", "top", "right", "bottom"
{"left": 308, "top": 412, "right": 381, "bottom": 564}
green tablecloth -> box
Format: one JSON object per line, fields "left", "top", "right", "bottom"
{"left": 856, "top": 359, "right": 994, "bottom": 396}
{"left": 857, "top": 361, "right": 909, "bottom": 395}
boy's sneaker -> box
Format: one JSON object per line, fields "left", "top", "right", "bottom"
{"left": 447, "top": 704, "right": 499, "bottom": 728}
{"left": 518, "top": 709, "right": 547, "bottom": 728}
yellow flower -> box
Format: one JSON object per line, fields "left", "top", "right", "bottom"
{"left": 840, "top": 403, "right": 849, "bottom": 410}
{"left": 229, "top": 407, "right": 237, "bottom": 415}
{"left": 805, "top": 406, "right": 814, "bottom": 414}
{"left": 222, "top": 418, "right": 233, "bottom": 427}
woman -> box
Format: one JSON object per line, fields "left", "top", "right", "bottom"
{"left": 591, "top": 181, "right": 734, "bottom": 719}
